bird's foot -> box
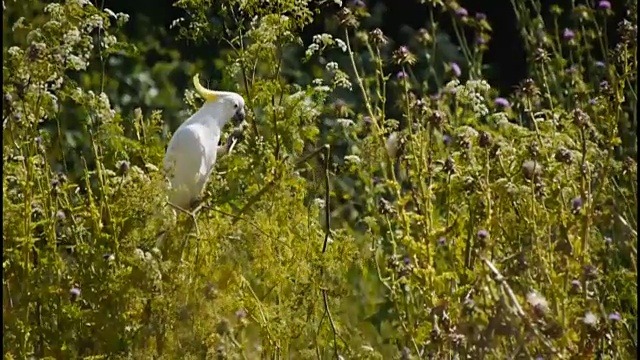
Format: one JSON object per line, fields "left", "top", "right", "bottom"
{"left": 189, "top": 197, "right": 204, "bottom": 211}
{"left": 224, "top": 126, "right": 245, "bottom": 155}
{"left": 167, "top": 201, "right": 201, "bottom": 237}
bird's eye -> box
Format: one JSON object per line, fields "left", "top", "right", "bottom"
{"left": 233, "top": 103, "right": 239, "bottom": 109}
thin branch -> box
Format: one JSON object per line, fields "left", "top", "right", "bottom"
{"left": 231, "top": 145, "right": 329, "bottom": 225}
{"left": 319, "top": 145, "right": 340, "bottom": 359}
{"left": 481, "top": 256, "right": 562, "bottom": 357}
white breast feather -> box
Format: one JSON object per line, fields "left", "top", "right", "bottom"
{"left": 163, "top": 121, "right": 220, "bottom": 209}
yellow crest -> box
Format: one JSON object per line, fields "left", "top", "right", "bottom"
{"left": 192, "top": 74, "right": 219, "bottom": 102}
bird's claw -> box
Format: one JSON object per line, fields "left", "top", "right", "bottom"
{"left": 225, "top": 125, "right": 246, "bottom": 154}
{"left": 189, "top": 197, "right": 204, "bottom": 212}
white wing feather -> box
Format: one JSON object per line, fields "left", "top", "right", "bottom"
{"left": 163, "top": 124, "right": 219, "bottom": 209}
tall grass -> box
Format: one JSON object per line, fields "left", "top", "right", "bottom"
{"left": 3, "top": 0, "right": 636, "bottom": 358}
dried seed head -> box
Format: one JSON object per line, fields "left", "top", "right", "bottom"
{"left": 534, "top": 48, "right": 549, "bottom": 63}
{"left": 392, "top": 46, "right": 416, "bottom": 65}
{"left": 378, "top": 198, "right": 395, "bottom": 215}
{"left": 3, "top": 92, "right": 13, "bottom": 114}
{"left": 570, "top": 279, "right": 582, "bottom": 294}
{"left": 622, "top": 156, "right": 636, "bottom": 175}
{"left": 522, "top": 160, "right": 542, "bottom": 180}
{"left": 417, "top": 28, "right": 432, "bottom": 45}
{"left": 618, "top": 19, "right": 637, "bottom": 44}
{"left": 526, "top": 291, "right": 549, "bottom": 317}
{"left": 458, "top": 137, "right": 472, "bottom": 150}
{"left": 476, "top": 230, "right": 489, "bottom": 247}
{"left": 412, "top": 98, "right": 427, "bottom": 114}
{"left": 333, "top": 99, "right": 349, "bottom": 116}
{"left": 116, "top": 160, "right": 130, "bottom": 176}
{"left": 534, "top": 179, "right": 546, "bottom": 197}
{"left": 216, "top": 319, "right": 231, "bottom": 335}
{"left": 429, "top": 110, "right": 446, "bottom": 128}
{"left": 583, "top": 264, "right": 598, "bottom": 280}
{"left": 527, "top": 142, "right": 540, "bottom": 158}
{"left": 554, "top": 147, "right": 573, "bottom": 164}
{"left": 443, "top": 157, "right": 456, "bottom": 174}
{"left": 369, "top": 28, "right": 388, "bottom": 46}
{"left": 26, "top": 42, "right": 46, "bottom": 61}
{"left": 337, "top": 7, "right": 358, "bottom": 28}
{"left": 204, "top": 283, "right": 218, "bottom": 300}
{"left": 572, "top": 108, "right": 590, "bottom": 128}
{"left": 520, "top": 78, "right": 540, "bottom": 97}
{"left": 478, "top": 131, "right": 492, "bottom": 148}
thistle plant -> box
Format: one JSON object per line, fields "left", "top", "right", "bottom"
{"left": 3, "top": 0, "right": 636, "bottom": 359}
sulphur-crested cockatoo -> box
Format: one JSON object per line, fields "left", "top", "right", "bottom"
{"left": 163, "top": 74, "right": 246, "bottom": 213}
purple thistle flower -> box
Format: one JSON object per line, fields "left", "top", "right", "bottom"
{"left": 430, "top": 92, "right": 441, "bottom": 101}
{"left": 437, "top": 237, "right": 446, "bottom": 246}
{"left": 463, "top": 297, "right": 475, "bottom": 309}
{"left": 475, "top": 36, "right": 486, "bottom": 45}
{"left": 443, "top": 134, "right": 452, "bottom": 146}
{"left": 349, "top": 0, "right": 366, "bottom": 8}
{"left": 583, "top": 264, "right": 598, "bottom": 279}
{"left": 571, "top": 197, "right": 583, "bottom": 213}
{"left": 594, "top": 60, "right": 606, "bottom": 68}
{"left": 450, "top": 62, "right": 461, "bottom": 77}
{"left": 401, "top": 347, "right": 411, "bottom": 360}
{"left": 589, "top": 98, "right": 598, "bottom": 105}
{"left": 475, "top": 12, "right": 487, "bottom": 21}
{"left": 494, "top": 97, "right": 510, "bottom": 108}
{"left": 56, "top": 210, "right": 66, "bottom": 221}
{"left": 563, "top": 28, "right": 576, "bottom": 41}
{"left": 403, "top": 255, "right": 411, "bottom": 266}
{"left": 565, "top": 66, "right": 578, "bottom": 74}
{"left": 455, "top": 7, "right": 468, "bottom": 17}
{"left": 396, "top": 71, "right": 407, "bottom": 80}
{"left": 598, "top": 0, "right": 611, "bottom": 10}
{"left": 235, "top": 308, "right": 247, "bottom": 320}
{"left": 608, "top": 312, "right": 621, "bottom": 321}
{"left": 571, "top": 279, "right": 581, "bottom": 289}
{"left": 604, "top": 236, "right": 612, "bottom": 245}
{"left": 398, "top": 46, "right": 409, "bottom": 56}
{"left": 70, "top": 287, "right": 81, "bottom": 300}
{"left": 477, "top": 230, "right": 489, "bottom": 240}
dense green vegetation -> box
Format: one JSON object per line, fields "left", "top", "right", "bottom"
{"left": 3, "top": 0, "right": 637, "bottom": 358}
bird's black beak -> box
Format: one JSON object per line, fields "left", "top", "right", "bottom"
{"left": 232, "top": 107, "right": 246, "bottom": 125}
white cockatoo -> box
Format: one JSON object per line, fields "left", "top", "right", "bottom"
{"left": 163, "top": 74, "right": 246, "bottom": 213}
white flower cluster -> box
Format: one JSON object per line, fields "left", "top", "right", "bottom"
{"left": 306, "top": 33, "right": 348, "bottom": 58}
{"left": 103, "top": 8, "right": 130, "bottom": 26}
{"left": 445, "top": 79, "right": 492, "bottom": 117}
{"left": 344, "top": 155, "right": 362, "bottom": 164}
